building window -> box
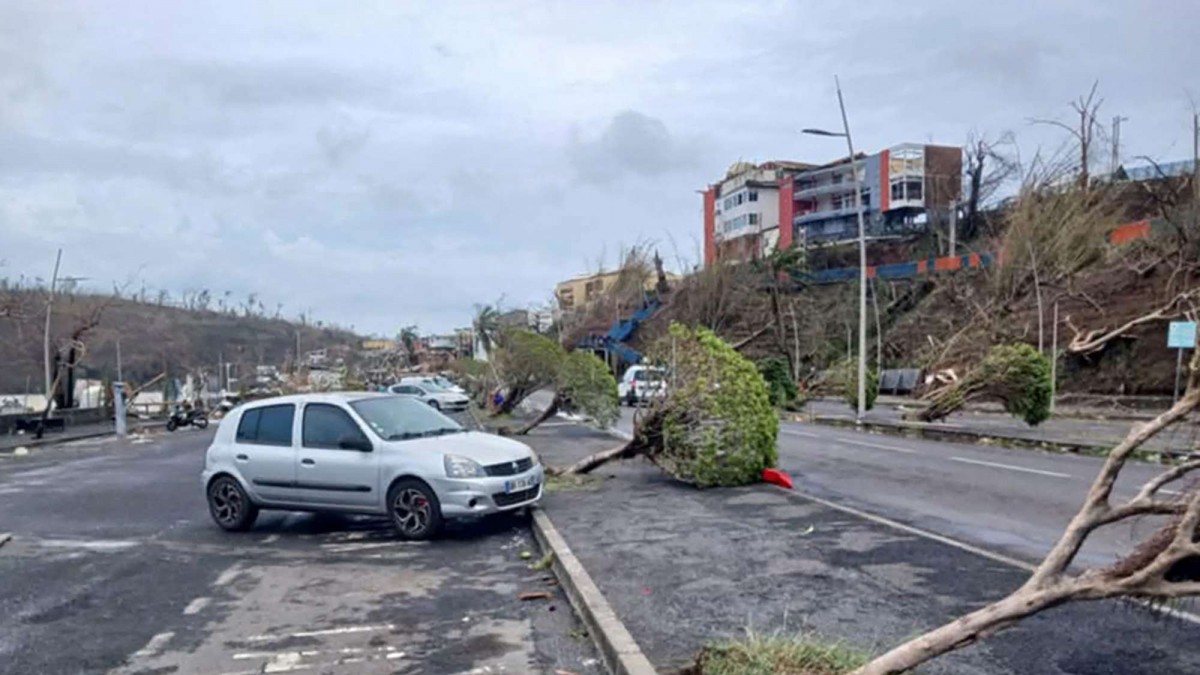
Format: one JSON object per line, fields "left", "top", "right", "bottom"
{"left": 905, "top": 180, "right": 923, "bottom": 201}
{"left": 585, "top": 280, "right": 603, "bottom": 301}
{"left": 748, "top": 213, "right": 759, "bottom": 225}
{"left": 748, "top": 191, "right": 758, "bottom": 202}
{"left": 891, "top": 180, "right": 904, "bottom": 202}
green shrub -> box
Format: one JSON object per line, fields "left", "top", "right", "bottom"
{"left": 833, "top": 358, "right": 878, "bottom": 411}
{"left": 757, "top": 357, "right": 797, "bottom": 407}
{"left": 638, "top": 323, "right": 778, "bottom": 487}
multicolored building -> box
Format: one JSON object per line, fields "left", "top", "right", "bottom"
{"left": 703, "top": 143, "right": 962, "bottom": 265}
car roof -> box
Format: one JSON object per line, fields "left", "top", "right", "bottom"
{"left": 240, "top": 391, "right": 391, "bottom": 409}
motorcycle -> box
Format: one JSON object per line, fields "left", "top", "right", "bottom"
{"left": 166, "top": 408, "right": 209, "bottom": 432}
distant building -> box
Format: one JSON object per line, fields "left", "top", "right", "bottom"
{"left": 703, "top": 144, "right": 962, "bottom": 265}
{"left": 555, "top": 269, "right": 681, "bottom": 312}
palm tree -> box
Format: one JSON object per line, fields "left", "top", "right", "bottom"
{"left": 398, "top": 325, "right": 419, "bottom": 366}
{"left": 472, "top": 304, "right": 500, "bottom": 356}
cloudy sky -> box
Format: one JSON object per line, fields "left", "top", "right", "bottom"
{"left": 1, "top": 1, "right": 1197, "bottom": 335}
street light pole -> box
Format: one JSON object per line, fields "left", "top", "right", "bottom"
{"left": 43, "top": 248, "right": 63, "bottom": 399}
{"left": 802, "top": 76, "right": 869, "bottom": 420}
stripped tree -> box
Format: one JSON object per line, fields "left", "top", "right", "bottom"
{"left": 490, "top": 329, "right": 564, "bottom": 416}
{"left": 514, "top": 350, "right": 618, "bottom": 435}
{"left": 856, "top": 340, "right": 1200, "bottom": 675}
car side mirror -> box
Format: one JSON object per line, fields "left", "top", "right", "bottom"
{"left": 338, "top": 434, "right": 373, "bottom": 452}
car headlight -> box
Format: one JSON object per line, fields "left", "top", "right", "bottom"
{"left": 444, "top": 454, "right": 487, "bottom": 478}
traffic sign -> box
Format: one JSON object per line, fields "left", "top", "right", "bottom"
{"left": 1167, "top": 321, "right": 1197, "bottom": 349}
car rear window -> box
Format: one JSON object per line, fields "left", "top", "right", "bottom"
{"left": 235, "top": 404, "right": 295, "bottom": 446}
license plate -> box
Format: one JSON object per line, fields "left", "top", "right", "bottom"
{"left": 504, "top": 475, "right": 538, "bottom": 494}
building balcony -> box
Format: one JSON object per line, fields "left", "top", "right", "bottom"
{"left": 792, "top": 181, "right": 859, "bottom": 199}
{"left": 794, "top": 205, "right": 862, "bottom": 225}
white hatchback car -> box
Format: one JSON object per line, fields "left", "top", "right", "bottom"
{"left": 202, "top": 393, "right": 543, "bottom": 539}
{"left": 388, "top": 381, "right": 470, "bottom": 411}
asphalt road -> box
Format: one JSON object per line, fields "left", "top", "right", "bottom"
{"left": 0, "top": 419, "right": 600, "bottom": 675}
{"left": 614, "top": 407, "right": 1189, "bottom": 571}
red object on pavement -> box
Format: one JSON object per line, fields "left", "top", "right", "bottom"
{"left": 762, "top": 468, "right": 793, "bottom": 489}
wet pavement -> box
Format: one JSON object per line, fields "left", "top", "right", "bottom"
{"left": 523, "top": 421, "right": 1200, "bottom": 674}
{"left": 0, "top": 417, "right": 601, "bottom": 675}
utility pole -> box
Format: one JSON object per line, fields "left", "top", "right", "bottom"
{"left": 1051, "top": 301, "right": 1059, "bottom": 415}
{"left": 1193, "top": 112, "right": 1199, "bottom": 203}
{"left": 218, "top": 352, "right": 224, "bottom": 393}
{"left": 1110, "top": 115, "right": 1128, "bottom": 176}
{"left": 43, "top": 248, "right": 63, "bottom": 398}
{"left": 116, "top": 337, "right": 123, "bottom": 382}
{"left": 948, "top": 200, "right": 958, "bottom": 256}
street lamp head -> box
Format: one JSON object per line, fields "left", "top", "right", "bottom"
{"left": 802, "top": 128, "right": 846, "bottom": 137}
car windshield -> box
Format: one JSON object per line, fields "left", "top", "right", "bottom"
{"left": 433, "top": 377, "right": 455, "bottom": 388}
{"left": 350, "top": 396, "right": 464, "bottom": 440}
{"left": 634, "top": 369, "right": 666, "bottom": 382}
{"left": 419, "top": 381, "right": 448, "bottom": 393}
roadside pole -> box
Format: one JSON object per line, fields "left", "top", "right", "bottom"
{"left": 1168, "top": 320, "right": 1197, "bottom": 404}
{"left": 1051, "top": 300, "right": 1059, "bottom": 415}
{"left": 113, "top": 382, "right": 127, "bottom": 438}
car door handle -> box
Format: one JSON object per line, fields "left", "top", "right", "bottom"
{"left": 235, "top": 454, "right": 248, "bottom": 461}
{"left": 301, "top": 458, "right": 315, "bottom": 466}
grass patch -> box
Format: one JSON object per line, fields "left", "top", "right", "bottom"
{"left": 544, "top": 472, "right": 603, "bottom": 493}
{"left": 687, "top": 631, "right": 870, "bottom": 675}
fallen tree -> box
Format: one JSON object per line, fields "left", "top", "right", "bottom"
{"left": 916, "top": 343, "right": 1052, "bottom": 425}
{"left": 490, "top": 329, "right": 564, "bottom": 416}
{"left": 855, "top": 341, "right": 1200, "bottom": 675}
{"left": 1065, "top": 288, "right": 1200, "bottom": 356}
{"left": 549, "top": 323, "right": 778, "bottom": 487}
{"left": 513, "top": 350, "right": 618, "bottom": 435}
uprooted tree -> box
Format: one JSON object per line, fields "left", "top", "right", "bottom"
{"left": 916, "top": 342, "right": 1052, "bottom": 425}
{"left": 550, "top": 323, "right": 778, "bottom": 487}
{"left": 513, "top": 350, "right": 618, "bottom": 435}
{"left": 490, "top": 329, "right": 565, "bottom": 416}
{"left": 855, "top": 341, "right": 1200, "bottom": 675}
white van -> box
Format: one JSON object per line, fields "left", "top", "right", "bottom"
{"left": 617, "top": 366, "right": 667, "bottom": 406}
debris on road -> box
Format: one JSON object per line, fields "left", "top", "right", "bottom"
{"left": 518, "top": 591, "right": 553, "bottom": 601}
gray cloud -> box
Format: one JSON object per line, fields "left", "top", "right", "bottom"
{"left": 0, "top": 1, "right": 1197, "bottom": 335}
{"left": 568, "top": 111, "right": 698, "bottom": 184}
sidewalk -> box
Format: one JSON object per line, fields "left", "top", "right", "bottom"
{"left": 0, "top": 419, "right": 163, "bottom": 454}
{"left": 805, "top": 399, "right": 1199, "bottom": 458}
{"left": 524, "top": 422, "right": 1200, "bottom": 675}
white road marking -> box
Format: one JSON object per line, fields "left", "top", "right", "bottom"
{"left": 782, "top": 427, "right": 919, "bottom": 454}
{"left": 780, "top": 428, "right": 824, "bottom": 439}
{"left": 213, "top": 565, "right": 242, "bottom": 587}
{"left": 182, "top": 597, "right": 210, "bottom": 615}
{"left": 262, "top": 534, "right": 280, "bottom": 544}
{"left": 37, "top": 538, "right": 139, "bottom": 552}
{"left": 133, "top": 631, "right": 174, "bottom": 657}
{"left": 949, "top": 456, "right": 1071, "bottom": 478}
{"left": 246, "top": 623, "right": 394, "bottom": 642}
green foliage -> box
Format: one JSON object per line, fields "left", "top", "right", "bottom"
{"left": 558, "top": 351, "right": 619, "bottom": 428}
{"left": 493, "top": 329, "right": 565, "bottom": 393}
{"left": 921, "top": 343, "right": 1052, "bottom": 426}
{"left": 971, "top": 343, "right": 1052, "bottom": 425}
{"left": 832, "top": 358, "right": 878, "bottom": 411}
{"left": 757, "top": 357, "right": 796, "bottom": 407}
{"left": 450, "top": 357, "right": 496, "bottom": 404}
{"left": 641, "top": 323, "right": 778, "bottom": 487}
{"left": 696, "top": 630, "right": 869, "bottom": 675}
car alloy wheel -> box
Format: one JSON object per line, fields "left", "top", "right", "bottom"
{"left": 207, "top": 476, "right": 258, "bottom": 531}
{"left": 388, "top": 479, "right": 443, "bottom": 540}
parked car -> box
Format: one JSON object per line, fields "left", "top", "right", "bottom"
{"left": 202, "top": 393, "right": 543, "bottom": 539}
{"left": 388, "top": 381, "right": 470, "bottom": 411}
{"left": 399, "top": 375, "right": 466, "bottom": 395}
{"left": 617, "top": 365, "right": 668, "bottom": 406}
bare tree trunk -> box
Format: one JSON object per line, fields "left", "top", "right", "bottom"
{"left": 547, "top": 441, "right": 638, "bottom": 476}
{"left": 731, "top": 321, "right": 775, "bottom": 351}
{"left": 854, "top": 586, "right": 1076, "bottom": 675}
{"left": 491, "top": 385, "right": 529, "bottom": 417}
{"left": 514, "top": 393, "right": 562, "bottom": 435}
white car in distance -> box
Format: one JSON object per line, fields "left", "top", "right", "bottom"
{"left": 399, "top": 375, "right": 466, "bottom": 395}
{"left": 389, "top": 381, "right": 470, "bottom": 412}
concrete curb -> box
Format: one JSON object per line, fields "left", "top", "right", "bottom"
{"left": 788, "top": 413, "right": 1177, "bottom": 463}
{"left": 530, "top": 508, "right": 657, "bottom": 675}
{"left": 0, "top": 422, "right": 168, "bottom": 455}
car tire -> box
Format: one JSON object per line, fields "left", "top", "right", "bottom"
{"left": 194, "top": 416, "right": 209, "bottom": 430}
{"left": 207, "top": 476, "right": 259, "bottom": 532}
{"left": 387, "top": 479, "right": 443, "bottom": 541}
{"left": 428, "top": 400, "right": 441, "bottom": 411}
{"left": 166, "top": 418, "right": 178, "bottom": 432}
